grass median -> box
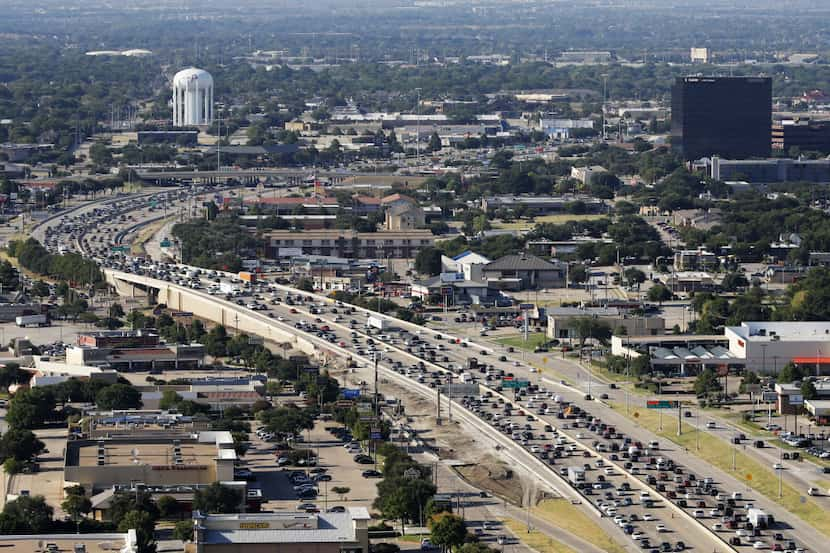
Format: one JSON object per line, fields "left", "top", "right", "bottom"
{"left": 531, "top": 499, "right": 626, "bottom": 553}
{"left": 495, "top": 333, "right": 548, "bottom": 352}
{"left": 608, "top": 402, "right": 830, "bottom": 537}
{"left": 504, "top": 518, "right": 577, "bottom": 553}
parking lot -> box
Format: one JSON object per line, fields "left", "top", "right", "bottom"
{"left": 244, "top": 422, "right": 380, "bottom": 514}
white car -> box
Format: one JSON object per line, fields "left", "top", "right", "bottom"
{"left": 712, "top": 523, "right": 723, "bottom": 531}
{"left": 631, "top": 532, "right": 645, "bottom": 540}
{"left": 656, "top": 524, "right": 667, "bottom": 532}
{"left": 277, "top": 316, "right": 285, "bottom": 321}
{"left": 752, "top": 541, "right": 767, "bottom": 550}
{"left": 808, "top": 487, "right": 820, "bottom": 496}
{"left": 692, "top": 510, "right": 705, "bottom": 518}
{"left": 706, "top": 421, "right": 717, "bottom": 429}
{"left": 642, "top": 513, "right": 654, "bottom": 521}
{"left": 773, "top": 462, "right": 783, "bottom": 470}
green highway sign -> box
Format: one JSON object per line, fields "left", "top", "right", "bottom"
{"left": 647, "top": 400, "right": 680, "bottom": 409}
{"left": 502, "top": 379, "right": 530, "bottom": 389}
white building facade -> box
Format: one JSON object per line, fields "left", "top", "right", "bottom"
{"left": 172, "top": 67, "right": 214, "bottom": 127}
{"left": 725, "top": 321, "right": 830, "bottom": 374}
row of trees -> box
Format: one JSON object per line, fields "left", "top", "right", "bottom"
{"left": 8, "top": 238, "right": 101, "bottom": 285}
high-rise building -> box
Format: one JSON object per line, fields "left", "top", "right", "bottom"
{"left": 671, "top": 76, "right": 772, "bottom": 161}
{"left": 690, "top": 47, "right": 710, "bottom": 64}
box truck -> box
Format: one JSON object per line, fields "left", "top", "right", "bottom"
{"left": 15, "top": 315, "right": 48, "bottom": 327}
{"left": 367, "top": 316, "right": 389, "bottom": 330}
{"left": 238, "top": 271, "right": 257, "bottom": 283}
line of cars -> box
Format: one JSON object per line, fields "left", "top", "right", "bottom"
{"left": 505, "top": 384, "right": 806, "bottom": 552}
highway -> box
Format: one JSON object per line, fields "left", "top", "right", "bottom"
{"left": 38, "top": 189, "right": 822, "bottom": 552}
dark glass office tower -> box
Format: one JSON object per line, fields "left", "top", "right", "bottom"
{"left": 671, "top": 76, "right": 772, "bottom": 160}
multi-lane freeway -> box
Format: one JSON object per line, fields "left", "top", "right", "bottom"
{"left": 33, "top": 188, "right": 825, "bottom": 553}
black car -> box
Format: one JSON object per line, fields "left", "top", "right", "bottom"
{"left": 362, "top": 469, "right": 382, "bottom": 478}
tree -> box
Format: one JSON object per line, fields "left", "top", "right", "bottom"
{"left": 569, "top": 317, "right": 612, "bottom": 348}
{"left": 429, "top": 512, "right": 467, "bottom": 552}
{"left": 777, "top": 362, "right": 806, "bottom": 384}
{"left": 428, "top": 132, "right": 442, "bottom": 152}
{"left": 0, "top": 428, "right": 45, "bottom": 462}
{"left": 623, "top": 268, "right": 646, "bottom": 287}
{"left": 332, "top": 486, "right": 350, "bottom": 501}
{"left": 119, "top": 510, "right": 156, "bottom": 553}
{"left": 193, "top": 483, "right": 243, "bottom": 513}
{"left": 108, "top": 303, "right": 125, "bottom": 319}
{"left": 568, "top": 264, "right": 588, "bottom": 285}
{"left": 173, "top": 519, "right": 194, "bottom": 541}
{"left": 415, "top": 246, "right": 442, "bottom": 276}
{"left": 0, "top": 495, "right": 54, "bottom": 534}
{"left": 647, "top": 284, "right": 672, "bottom": 305}
{"left": 156, "top": 495, "right": 180, "bottom": 519}
{"left": 258, "top": 406, "right": 315, "bottom": 437}
{"left": 61, "top": 492, "right": 92, "bottom": 525}
{"left": 374, "top": 476, "right": 436, "bottom": 533}
{"left": 739, "top": 371, "right": 761, "bottom": 394}
{"left": 6, "top": 387, "right": 57, "bottom": 429}
{"left": 694, "top": 367, "right": 722, "bottom": 398}
{"left": 802, "top": 380, "right": 818, "bottom": 401}
{"left": 95, "top": 383, "right": 142, "bottom": 410}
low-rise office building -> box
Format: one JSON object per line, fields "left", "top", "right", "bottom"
{"left": 673, "top": 248, "right": 718, "bottom": 271}
{"left": 570, "top": 165, "right": 609, "bottom": 186}
{"left": 188, "top": 509, "right": 371, "bottom": 553}
{"left": 0, "top": 531, "right": 137, "bottom": 553}
{"left": 66, "top": 342, "right": 205, "bottom": 371}
{"left": 702, "top": 155, "right": 830, "bottom": 183}
{"left": 481, "top": 195, "right": 605, "bottom": 215}
{"left": 65, "top": 428, "right": 237, "bottom": 494}
{"left": 482, "top": 254, "right": 567, "bottom": 290}
{"left": 547, "top": 307, "right": 665, "bottom": 340}
{"left": 266, "top": 229, "right": 435, "bottom": 259}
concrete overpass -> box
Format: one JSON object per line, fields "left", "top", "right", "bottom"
{"left": 104, "top": 269, "right": 343, "bottom": 365}
{"left": 134, "top": 168, "right": 430, "bottom": 188}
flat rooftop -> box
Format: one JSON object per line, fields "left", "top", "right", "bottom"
{"left": 728, "top": 321, "right": 830, "bottom": 342}
{"left": 0, "top": 534, "right": 133, "bottom": 553}
{"left": 79, "top": 441, "right": 217, "bottom": 467}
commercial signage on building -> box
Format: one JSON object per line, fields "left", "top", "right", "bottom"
{"left": 440, "top": 272, "right": 464, "bottom": 283}
{"left": 278, "top": 247, "right": 303, "bottom": 257}
{"left": 151, "top": 464, "right": 208, "bottom": 471}
{"left": 519, "top": 303, "right": 535, "bottom": 311}
{"left": 239, "top": 522, "right": 271, "bottom": 529}
{"left": 789, "top": 394, "right": 804, "bottom": 406}
{"left": 342, "top": 388, "right": 361, "bottom": 399}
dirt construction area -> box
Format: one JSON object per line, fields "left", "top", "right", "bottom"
{"left": 337, "top": 367, "right": 540, "bottom": 508}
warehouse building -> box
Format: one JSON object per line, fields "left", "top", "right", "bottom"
{"left": 187, "top": 509, "right": 371, "bottom": 553}
{"left": 725, "top": 321, "right": 830, "bottom": 374}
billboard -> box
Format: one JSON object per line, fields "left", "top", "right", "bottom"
{"left": 762, "top": 391, "right": 778, "bottom": 402}
{"left": 342, "top": 388, "right": 361, "bottom": 399}
{"left": 519, "top": 303, "right": 535, "bottom": 311}
{"left": 789, "top": 394, "right": 804, "bottom": 406}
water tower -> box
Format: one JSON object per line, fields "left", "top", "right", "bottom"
{"left": 172, "top": 67, "right": 214, "bottom": 127}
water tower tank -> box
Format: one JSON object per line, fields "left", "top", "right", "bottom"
{"left": 172, "top": 67, "right": 214, "bottom": 127}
